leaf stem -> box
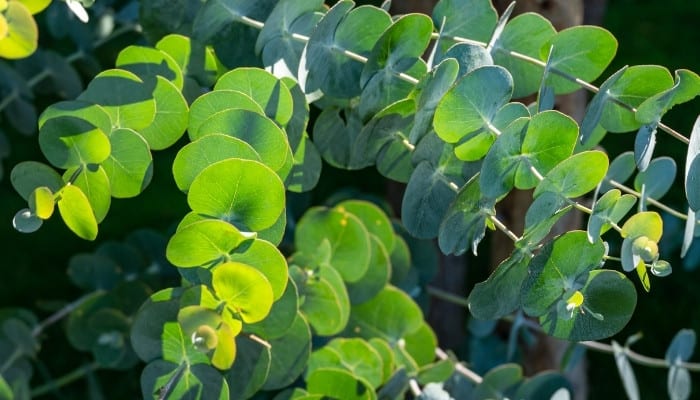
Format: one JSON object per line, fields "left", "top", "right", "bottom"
{"left": 426, "top": 285, "right": 469, "bottom": 308}
{"left": 606, "top": 179, "right": 688, "bottom": 220}
{"left": 579, "top": 340, "right": 700, "bottom": 371}
{"left": 489, "top": 214, "right": 521, "bottom": 242}
{"left": 31, "top": 291, "right": 100, "bottom": 337}
{"left": 30, "top": 361, "right": 101, "bottom": 397}
{"left": 435, "top": 347, "right": 483, "bottom": 384}
{"left": 408, "top": 379, "right": 422, "bottom": 396}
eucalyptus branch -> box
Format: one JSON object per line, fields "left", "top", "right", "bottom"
{"left": 580, "top": 340, "right": 700, "bottom": 372}
{"left": 0, "top": 23, "right": 138, "bottom": 114}
{"left": 435, "top": 347, "right": 484, "bottom": 384}
{"left": 235, "top": 8, "right": 691, "bottom": 146}
{"left": 607, "top": 179, "right": 689, "bottom": 220}
{"left": 426, "top": 287, "right": 700, "bottom": 374}
{"left": 31, "top": 291, "right": 101, "bottom": 337}
{"left": 408, "top": 379, "right": 422, "bottom": 396}
{"left": 489, "top": 214, "right": 521, "bottom": 242}
{"left": 30, "top": 361, "right": 101, "bottom": 397}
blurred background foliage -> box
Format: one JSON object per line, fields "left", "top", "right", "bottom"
{"left": 1, "top": 0, "right": 700, "bottom": 398}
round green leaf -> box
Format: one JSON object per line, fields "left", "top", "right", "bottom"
{"left": 432, "top": 0, "right": 497, "bottom": 47}
{"left": 262, "top": 312, "right": 311, "bottom": 390}
{"left": 401, "top": 161, "right": 458, "bottom": 239}
{"left": 521, "top": 231, "right": 606, "bottom": 317}
{"left": 600, "top": 65, "right": 674, "bottom": 133}
{"left": 634, "top": 156, "right": 676, "bottom": 200}
{"left": 57, "top": 184, "right": 98, "bottom": 240}
{"left": 173, "top": 134, "right": 261, "bottom": 192}
{"left": 542, "top": 25, "right": 618, "bottom": 94}
{"left": 336, "top": 200, "right": 395, "bottom": 252}
{"left": 621, "top": 211, "right": 663, "bottom": 241}
{"left": 155, "top": 34, "right": 221, "bottom": 87}
{"left": 403, "top": 322, "right": 437, "bottom": 367}
{"left": 102, "top": 128, "right": 153, "bottom": 198}
{"left": 38, "top": 116, "right": 110, "bottom": 168}
{"left": 440, "top": 174, "right": 494, "bottom": 256}
{"left": 212, "top": 261, "right": 274, "bottom": 324}
{"left": 0, "top": 2, "right": 37, "bottom": 59}
{"left": 587, "top": 189, "right": 637, "bottom": 241}
{"left": 166, "top": 219, "right": 253, "bottom": 268}
{"left": 295, "top": 206, "right": 371, "bottom": 282}
{"left": 491, "top": 12, "right": 556, "bottom": 98}
{"left": 214, "top": 68, "right": 294, "bottom": 126}
{"left": 468, "top": 254, "right": 529, "bottom": 320}
{"left": 539, "top": 270, "right": 637, "bottom": 341}
{"left": 294, "top": 264, "right": 350, "bottom": 336}
{"left": 188, "top": 158, "right": 285, "bottom": 232}
{"left": 225, "top": 335, "right": 272, "bottom": 400}
{"left": 599, "top": 151, "right": 636, "bottom": 193}
{"left": 534, "top": 151, "right": 609, "bottom": 199}
{"left": 228, "top": 238, "right": 288, "bottom": 301}
{"left": 78, "top": 69, "right": 157, "bottom": 131}
{"left": 434, "top": 65, "right": 513, "bottom": 143}
{"left": 138, "top": 76, "right": 189, "bottom": 150}
{"left": 116, "top": 45, "right": 184, "bottom": 90}
{"left": 10, "top": 161, "right": 63, "bottom": 201}
{"left": 64, "top": 165, "right": 111, "bottom": 223}
{"left": 347, "top": 286, "right": 423, "bottom": 343}
{"left": 130, "top": 289, "right": 181, "bottom": 361}
{"left": 141, "top": 361, "right": 229, "bottom": 400}
{"left": 67, "top": 253, "right": 121, "bottom": 291}
{"left": 188, "top": 90, "right": 264, "bottom": 138}
{"left": 306, "top": 368, "right": 375, "bottom": 400}
{"left": 28, "top": 186, "right": 54, "bottom": 219}
{"left": 38, "top": 100, "right": 113, "bottom": 134}
{"left": 359, "top": 14, "right": 431, "bottom": 119}
{"left": 194, "top": 108, "right": 291, "bottom": 174}
{"left": 346, "top": 236, "right": 390, "bottom": 305}
{"left": 302, "top": 2, "right": 392, "bottom": 99}
{"left": 247, "top": 278, "right": 299, "bottom": 340}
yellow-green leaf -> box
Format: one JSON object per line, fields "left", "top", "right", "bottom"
{"left": 0, "top": 2, "right": 38, "bottom": 59}
{"left": 28, "top": 186, "right": 54, "bottom": 219}
{"left": 636, "top": 260, "right": 650, "bottom": 293}
{"left": 57, "top": 184, "right": 98, "bottom": 240}
{"left": 621, "top": 211, "right": 663, "bottom": 241}
{"left": 17, "top": 0, "right": 51, "bottom": 14}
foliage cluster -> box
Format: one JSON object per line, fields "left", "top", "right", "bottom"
{"left": 2, "top": 0, "right": 700, "bottom": 398}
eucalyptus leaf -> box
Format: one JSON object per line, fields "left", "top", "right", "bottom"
{"left": 434, "top": 65, "right": 513, "bottom": 146}
{"left": 64, "top": 165, "right": 111, "bottom": 223}
{"left": 188, "top": 158, "right": 285, "bottom": 232}
{"left": 100, "top": 128, "right": 152, "bottom": 199}
{"left": 359, "top": 13, "right": 431, "bottom": 119}
{"left": 439, "top": 174, "right": 494, "bottom": 256}
{"left": 432, "top": 0, "right": 497, "bottom": 54}
{"left": 468, "top": 253, "right": 529, "bottom": 320}
{"left": 11, "top": 161, "right": 63, "bottom": 201}
{"left": 301, "top": 2, "right": 391, "bottom": 99}
{"left": 534, "top": 151, "right": 609, "bottom": 199}
{"left": 612, "top": 341, "right": 640, "bottom": 400}
{"left": 295, "top": 206, "right": 371, "bottom": 282}
{"left": 78, "top": 69, "right": 157, "bottom": 131}
{"left": 262, "top": 312, "right": 311, "bottom": 390}
{"left": 686, "top": 116, "right": 700, "bottom": 211}
{"left": 542, "top": 25, "right": 617, "bottom": 94}
{"left": 57, "top": 184, "right": 98, "bottom": 240}
{"left": 491, "top": 12, "right": 556, "bottom": 98}
{"left": 402, "top": 161, "right": 458, "bottom": 239}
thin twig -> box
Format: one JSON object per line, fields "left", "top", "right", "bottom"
{"left": 435, "top": 347, "right": 484, "bottom": 384}
{"left": 489, "top": 214, "right": 521, "bottom": 242}
{"left": 607, "top": 179, "right": 688, "bottom": 220}
{"left": 30, "top": 361, "right": 101, "bottom": 397}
